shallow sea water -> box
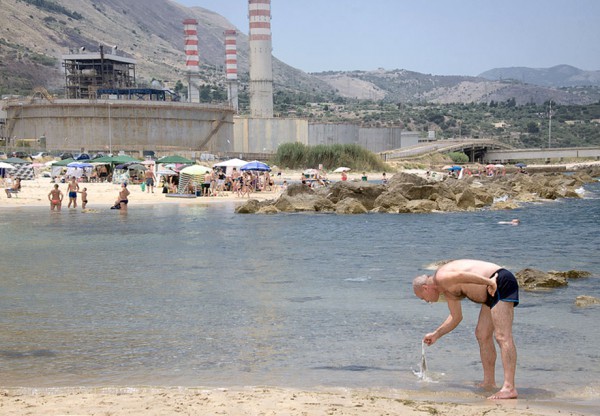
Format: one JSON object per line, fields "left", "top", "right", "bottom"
{"left": 0, "top": 181, "right": 599, "bottom": 407}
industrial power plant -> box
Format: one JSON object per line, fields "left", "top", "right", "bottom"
{"left": 0, "top": 0, "right": 419, "bottom": 158}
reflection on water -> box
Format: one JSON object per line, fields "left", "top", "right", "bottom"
{"left": 0, "top": 182, "right": 599, "bottom": 405}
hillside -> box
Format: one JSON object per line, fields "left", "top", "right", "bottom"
{"left": 478, "top": 65, "right": 600, "bottom": 88}
{"left": 1, "top": 0, "right": 599, "bottom": 109}
{"left": 0, "top": 0, "right": 332, "bottom": 99}
{"left": 314, "top": 68, "right": 600, "bottom": 105}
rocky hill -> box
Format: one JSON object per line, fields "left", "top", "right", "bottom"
{"left": 0, "top": 0, "right": 332, "bottom": 97}
{"left": 1, "top": 0, "right": 598, "bottom": 107}
{"left": 479, "top": 65, "right": 600, "bottom": 88}
{"left": 314, "top": 68, "right": 600, "bottom": 105}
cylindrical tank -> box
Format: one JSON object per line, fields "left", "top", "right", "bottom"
{"left": 4, "top": 100, "right": 234, "bottom": 154}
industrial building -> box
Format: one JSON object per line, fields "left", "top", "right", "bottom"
{"left": 0, "top": 0, "right": 420, "bottom": 159}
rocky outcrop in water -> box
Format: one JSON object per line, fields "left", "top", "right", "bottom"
{"left": 235, "top": 170, "right": 597, "bottom": 215}
{"left": 515, "top": 268, "right": 592, "bottom": 291}
{"left": 575, "top": 296, "right": 600, "bottom": 307}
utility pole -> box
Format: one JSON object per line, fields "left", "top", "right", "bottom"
{"left": 548, "top": 101, "right": 552, "bottom": 148}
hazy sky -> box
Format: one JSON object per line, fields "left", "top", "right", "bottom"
{"left": 175, "top": 0, "right": 600, "bottom": 76}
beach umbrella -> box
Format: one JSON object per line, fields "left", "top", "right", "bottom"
{"left": 446, "top": 165, "right": 462, "bottom": 171}
{"left": 4, "top": 157, "right": 29, "bottom": 164}
{"left": 52, "top": 158, "right": 76, "bottom": 167}
{"left": 157, "top": 167, "right": 178, "bottom": 176}
{"left": 213, "top": 158, "right": 248, "bottom": 168}
{"left": 0, "top": 162, "right": 16, "bottom": 169}
{"left": 126, "top": 163, "right": 146, "bottom": 171}
{"left": 156, "top": 155, "right": 194, "bottom": 164}
{"left": 180, "top": 165, "right": 212, "bottom": 175}
{"left": 67, "top": 162, "right": 93, "bottom": 168}
{"left": 241, "top": 160, "right": 271, "bottom": 171}
{"left": 333, "top": 167, "right": 351, "bottom": 173}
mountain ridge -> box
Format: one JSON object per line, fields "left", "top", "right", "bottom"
{"left": 1, "top": 0, "right": 598, "bottom": 106}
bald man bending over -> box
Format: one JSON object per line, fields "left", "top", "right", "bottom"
{"left": 413, "top": 259, "right": 519, "bottom": 399}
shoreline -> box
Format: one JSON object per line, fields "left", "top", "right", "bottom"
{"left": 1, "top": 385, "right": 597, "bottom": 416}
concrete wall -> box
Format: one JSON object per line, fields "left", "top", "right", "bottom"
{"left": 4, "top": 100, "right": 234, "bottom": 154}
{"left": 4, "top": 101, "right": 420, "bottom": 156}
{"left": 233, "top": 117, "right": 308, "bottom": 153}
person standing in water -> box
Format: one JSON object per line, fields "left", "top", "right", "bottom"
{"left": 412, "top": 259, "right": 519, "bottom": 399}
{"left": 116, "top": 182, "right": 130, "bottom": 212}
{"left": 48, "top": 184, "right": 63, "bottom": 211}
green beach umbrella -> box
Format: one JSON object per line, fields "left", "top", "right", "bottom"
{"left": 157, "top": 155, "right": 194, "bottom": 164}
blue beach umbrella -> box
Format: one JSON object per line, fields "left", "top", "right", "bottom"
{"left": 67, "top": 162, "right": 94, "bottom": 168}
{"left": 240, "top": 160, "right": 271, "bottom": 172}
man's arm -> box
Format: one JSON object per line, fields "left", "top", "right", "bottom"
{"left": 423, "top": 299, "right": 463, "bottom": 346}
{"left": 436, "top": 270, "right": 497, "bottom": 296}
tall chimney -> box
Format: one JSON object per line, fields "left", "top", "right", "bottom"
{"left": 183, "top": 18, "right": 200, "bottom": 102}
{"left": 248, "top": 0, "right": 273, "bottom": 118}
{"left": 225, "top": 29, "right": 239, "bottom": 112}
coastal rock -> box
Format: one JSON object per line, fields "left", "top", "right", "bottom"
{"left": 237, "top": 170, "right": 597, "bottom": 215}
{"left": 373, "top": 191, "right": 409, "bottom": 211}
{"left": 401, "top": 199, "right": 438, "bottom": 213}
{"left": 549, "top": 270, "right": 592, "bottom": 279}
{"left": 257, "top": 205, "right": 279, "bottom": 214}
{"left": 491, "top": 200, "right": 520, "bottom": 210}
{"left": 516, "top": 268, "right": 568, "bottom": 291}
{"left": 235, "top": 199, "right": 262, "bottom": 214}
{"left": 456, "top": 188, "right": 477, "bottom": 210}
{"left": 274, "top": 194, "right": 327, "bottom": 212}
{"left": 335, "top": 198, "right": 368, "bottom": 214}
{"left": 435, "top": 197, "right": 459, "bottom": 212}
{"left": 575, "top": 295, "right": 600, "bottom": 307}
{"left": 326, "top": 181, "right": 385, "bottom": 210}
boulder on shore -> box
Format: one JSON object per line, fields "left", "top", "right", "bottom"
{"left": 237, "top": 170, "right": 596, "bottom": 215}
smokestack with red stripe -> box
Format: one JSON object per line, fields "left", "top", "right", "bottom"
{"left": 248, "top": 0, "right": 273, "bottom": 118}
{"left": 183, "top": 18, "right": 200, "bottom": 102}
{"left": 224, "top": 29, "right": 239, "bottom": 112}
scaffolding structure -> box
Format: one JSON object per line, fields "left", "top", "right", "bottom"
{"left": 62, "top": 46, "right": 136, "bottom": 99}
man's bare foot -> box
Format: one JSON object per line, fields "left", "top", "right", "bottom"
{"left": 488, "top": 388, "right": 518, "bottom": 399}
{"left": 477, "top": 381, "right": 498, "bottom": 391}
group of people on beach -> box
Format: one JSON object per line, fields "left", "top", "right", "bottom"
{"left": 45, "top": 176, "right": 129, "bottom": 212}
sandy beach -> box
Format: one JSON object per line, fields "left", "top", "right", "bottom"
{"left": 2, "top": 165, "right": 599, "bottom": 415}
{"left": 0, "top": 386, "right": 594, "bottom": 416}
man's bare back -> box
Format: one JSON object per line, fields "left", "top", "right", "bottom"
{"left": 434, "top": 259, "right": 500, "bottom": 304}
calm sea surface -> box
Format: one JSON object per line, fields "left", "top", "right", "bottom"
{"left": 1, "top": 181, "right": 599, "bottom": 405}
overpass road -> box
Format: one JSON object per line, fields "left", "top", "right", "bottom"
{"left": 383, "top": 139, "right": 600, "bottom": 162}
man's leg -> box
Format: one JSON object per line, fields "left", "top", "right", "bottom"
{"left": 475, "top": 305, "right": 497, "bottom": 389}
{"left": 489, "top": 301, "right": 518, "bottom": 399}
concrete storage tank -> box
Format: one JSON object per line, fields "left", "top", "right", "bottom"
{"left": 3, "top": 99, "right": 234, "bottom": 155}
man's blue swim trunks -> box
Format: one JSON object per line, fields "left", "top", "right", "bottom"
{"left": 485, "top": 268, "right": 519, "bottom": 308}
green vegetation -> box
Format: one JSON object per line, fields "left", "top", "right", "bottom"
{"left": 271, "top": 95, "right": 600, "bottom": 149}
{"left": 272, "top": 143, "right": 389, "bottom": 171}
{"left": 448, "top": 152, "right": 469, "bottom": 163}
{"left": 22, "top": 0, "right": 83, "bottom": 20}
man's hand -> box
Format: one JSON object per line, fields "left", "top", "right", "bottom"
{"left": 423, "top": 332, "right": 438, "bottom": 346}
{"left": 488, "top": 273, "right": 498, "bottom": 297}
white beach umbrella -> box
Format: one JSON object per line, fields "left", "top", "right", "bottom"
{"left": 0, "top": 162, "right": 16, "bottom": 169}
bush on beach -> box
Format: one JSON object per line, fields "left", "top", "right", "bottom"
{"left": 272, "top": 143, "right": 389, "bottom": 172}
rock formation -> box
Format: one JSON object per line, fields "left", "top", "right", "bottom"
{"left": 235, "top": 169, "right": 598, "bottom": 215}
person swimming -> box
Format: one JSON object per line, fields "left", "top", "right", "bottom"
{"left": 498, "top": 219, "right": 520, "bottom": 225}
